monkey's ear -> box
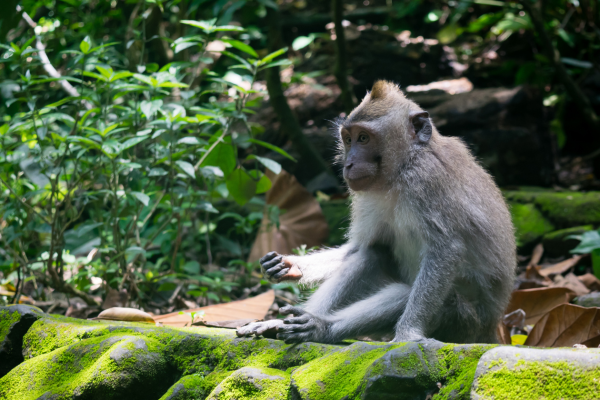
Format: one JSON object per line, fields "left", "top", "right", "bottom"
{"left": 409, "top": 111, "right": 432, "bottom": 144}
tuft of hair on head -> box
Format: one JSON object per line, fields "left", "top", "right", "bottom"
{"left": 369, "top": 80, "right": 400, "bottom": 100}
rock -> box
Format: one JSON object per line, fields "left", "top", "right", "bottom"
{"left": 573, "top": 292, "right": 600, "bottom": 308}
{"left": 510, "top": 202, "right": 555, "bottom": 248}
{"left": 472, "top": 346, "right": 600, "bottom": 399}
{"left": 207, "top": 367, "right": 290, "bottom": 400}
{"left": 1, "top": 305, "right": 599, "bottom": 400}
{"left": 0, "top": 304, "right": 44, "bottom": 378}
{"left": 542, "top": 225, "right": 594, "bottom": 258}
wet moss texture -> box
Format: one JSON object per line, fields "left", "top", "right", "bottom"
{"left": 1, "top": 305, "right": 599, "bottom": 400}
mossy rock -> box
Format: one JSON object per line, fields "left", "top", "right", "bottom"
{"left": 472, "top": 346, "right": 600, "bottom": 399}
{"left": 2, "top": 305, "right": 600, "bottom": 400}
{"left": 509, "top": 203, "right": 555, "bottom": 247}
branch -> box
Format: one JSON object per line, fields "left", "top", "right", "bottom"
{"left": 18, "top": 6, "right": 93, "bottom": 110}
{"left": 332, "top": 0, "right": 354, "bottom": 114}
{"left": 523, "top": 1, "right": 600, "bottom": 131}
{"left": 0, "top": 175, "right": 51, "bottom": 225}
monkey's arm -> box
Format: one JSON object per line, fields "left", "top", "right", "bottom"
{"left": 277, "top": 282, "right": 411, "bottom": 344}
{"left": 261, "top": 244, "right": 354, "bottom": 286}
{"left": 393, "top": 241, "right": 462, "bottom": 342}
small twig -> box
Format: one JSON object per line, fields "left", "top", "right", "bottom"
{"left": 18, "top": 6, "right": 93, "bottom": 110}
{"left": 0, "top": 175, "right": 51, "bottom": 225}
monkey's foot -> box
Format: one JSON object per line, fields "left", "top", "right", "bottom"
{"left": 236, "top": 319, "right": 284, "bottom": 339}
{"left": 276, "top": 306, "right": 331, "bottom": 344}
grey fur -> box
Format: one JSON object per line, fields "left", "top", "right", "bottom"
{"left": 237, "top": 81, "right": 516, "bottom": 344}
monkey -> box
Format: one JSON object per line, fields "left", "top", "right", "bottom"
{"left": 237, "top": 80, "right": 516, "bottom": 345}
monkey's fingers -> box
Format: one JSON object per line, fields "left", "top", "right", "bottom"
{"left": 280, "top": 305, "right": 305, "bottom": 316}
{"left": 278, "top": 322, "right": 312, "bottom": 333}
{"left": 282, "top": 315, "right": 310, "bottom": 325}
{"left": 271, "top": 267, "right": 290, "bottom": 281}
{"left": 261, "top": 256, "right": 283, "bottom": 271}
{"left": 260, "top": 251, "right": 280, "bottom": 264}
{"left": 277, "top": 332, "right": 309, "bottom": 344}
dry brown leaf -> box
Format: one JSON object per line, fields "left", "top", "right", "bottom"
{"left": 505, "top": 287, "right": 575, "bottom": 325}
{"left": 154, "top": 290, "right": 275, "bottom": 328}
{"left": 579, "top": 273, "right": 600, "bottom": 291}
{"left": 94, "top": 307, "right": 155, "bottom": 323}
{"left": 552, "top": 273, "right": 590, "bottom": 296}
{"left": 496, "top": 322, "right": 511, "bottom": 345}
{"left": 248, "top": 170, "right": 329, "bottom": 262}
{"left": 528, "top": 243, "right": 544, "bottom": 267}
{"left": 524, "top": 304, "right": 600, "bottom": 347}
{"left": 538, "top": 255, "right": 584, "bottom": 277}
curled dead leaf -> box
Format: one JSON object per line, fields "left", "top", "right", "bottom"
{"left": 94, "top": 307, "right": 155, "bottom": 323}
{"left": 525, "top": 303, "right": 600, "bottom": 348}
{"left": 578, "top": 273, "right": 600, "bottom": 291}
{"left": 552, "top": 273, "right": 590, "bottom": 296}
{"left": 248, "top": 170, "right": 329, "bottom": 262}
{"left": 505, "top": 287, "right": 575, "bottom": 325}
{"left": 538, "top": 255, "right": 584, "bottom": 277}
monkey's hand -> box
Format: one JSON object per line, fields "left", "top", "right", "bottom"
{"left": 236, "top": 319, "right": 284, "bottom": 339}
{"left": 276, "top": 306, "right": 331, "bottom": 344}
{"left": 260, "top": 252, "right": 302, "bottom": 283}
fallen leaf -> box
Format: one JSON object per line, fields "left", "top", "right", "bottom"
{"left": 528, "top": 243, "right": 544, "bottom": 267}
{"left": 94, "top": 307, "right": 155, "bottom": 323}
{"left": 524, "top": 304, "right": 600, "bottom": 347}
{"left": 496, "top": 322, "right": 511, "bottom": 345}
{"left": 538, "top": 255, "right": 584, "bottom": 277}
{"left": 505, "top": 287, "right": 575, "bottom": 325}
{"left": 552, "top": 273, "right": 590, "bottom": 296}
{"left": 248, "top": 170, "right": 329, "bottom": 262}
{"left": 154, "top": 290, "right": 275, "bottom": 327}
{"left": 503, "top": 309, "right": 526, "bottom": 329}
{"left": 578, "top": 273, "right": 600, "bottom": 291}
{"left": 516, "top": 264, "right": 552, "bottom": 289}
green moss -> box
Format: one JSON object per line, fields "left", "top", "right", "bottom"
{"left": 0, "top": 332, "right": 170, "bottom": 400}
{"left": 0, "top": 310, "right": 20, "bottom": 343}
{"left": 509, "top": 203, "right": 555, "bottom": 246}
{"left": 474, "top": 359, "right": 600, "bottom": 400}
{"left": 292, "top": 342, "right": 406, "bottom": 400}
{"left": 433, "top": 344, "right": 493, "bottom": 399}
{"left": 505, "top": 190, "right": 600, "bottom": 227}
{"left": 207, "top": 367, "right": 290, "bottom": 400}
{"left": 159, "top": 373, "right": 230, "bottom": 400}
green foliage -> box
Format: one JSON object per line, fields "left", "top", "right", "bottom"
{"left": 0, "top": 1, "right": 291, "bottom": 309}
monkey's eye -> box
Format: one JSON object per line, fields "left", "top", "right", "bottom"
{"left": 344, "top": 136, "right": 351, "bottom": 145}
{"left": 357, "top": 133, "right": 369, "bottom": 143}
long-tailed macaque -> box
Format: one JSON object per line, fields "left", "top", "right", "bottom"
{"left": 237, "top": 80, "right": 516, "bottom": 344}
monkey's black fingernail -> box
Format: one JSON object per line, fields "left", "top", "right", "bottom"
{"left": 273, "top": 268, "right": 290, "bottom": 280}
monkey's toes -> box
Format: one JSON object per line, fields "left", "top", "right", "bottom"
{"left": 261, "top": 256, "right": 283, "bottom": 271}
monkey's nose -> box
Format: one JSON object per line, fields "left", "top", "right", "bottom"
{"left": 345, "top": 163, "right": 353, "bottom": 170}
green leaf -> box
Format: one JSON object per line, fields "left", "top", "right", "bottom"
{"left": 131, "top": 191, "right": 150, "bottom": 206}
{"left": 80, "top": 36, "right": 92, "bottom": 54}
{"left": 201, "top": 142, "right": 236, "bottom": 176}
{"left": 101, "top": 139, "right": 120, "bottom": 158}
{"left": 181, "top": 19, "right": 215, "bottom": 32}
{"left": 141, "top": 99, "right": 163, "bottom": 118}
{"left": 178, "top": 137, "right": 206, "bottom": 145}
{"left": 571, "top": 231, "right": 600, "bottom": 254}
{"left": 248, "top": 138, "right": 296, "bottom": 161}
{"left": 67, "top": 136, "right": 101, "bottom": 149}
{"left": 222, "top": 38, "right": 258, "bottom": 58}
{"left": 96, "top": 65, "right": 114, "bottom": 79}
{"left": 213, "top": 25, "right": 245, "bottom": 32}
{"left": 83, "top": 71, "right": 107, "bottom": 82}
{"left": 249, "top": 155, "right": 281, "bottom": 174}
{"left": 176, "top": 160, "right": 196, "bottom": 178}
{"left": 158, "top": 81, "right": 189, "bottom": 88}
{"left": 183, "top": 261, "right": 200, "bottom": 274}
{"left": 258, "top": 59, "right": 292, "bottom": 71}
{"left": 226, "top": 168, "right": 257, "bottom": 206}
{"left": 261, "top": 47, "right": 287, "bottom": 64}
{"left": 110, "top": 71, "right": 133, "bottom": 82}
{"left": 120, "top": 136, "right": 148, "bottom": 152}
{"left": 292, "top": 36, "right": 313, "bottom": 51}
{"left": 249, "top": 170, "right": 272, "bottom": 194}
{"left": 133, "top": 73, "right": 156, "bottom": 86}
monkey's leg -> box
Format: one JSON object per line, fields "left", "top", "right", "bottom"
{"left": 277, "top": 282, "right": 411, "bottom": 344}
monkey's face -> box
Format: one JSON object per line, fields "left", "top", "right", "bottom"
{"left": 340, "top": 125, "right": 383, "bottom": 191}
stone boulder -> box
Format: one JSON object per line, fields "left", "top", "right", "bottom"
{"left": 1, "top": 305, "right": 599, "bottom": 399}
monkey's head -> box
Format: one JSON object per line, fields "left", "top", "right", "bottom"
{"left": 336, "top": 80, "right": 433, "bottom": 192}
